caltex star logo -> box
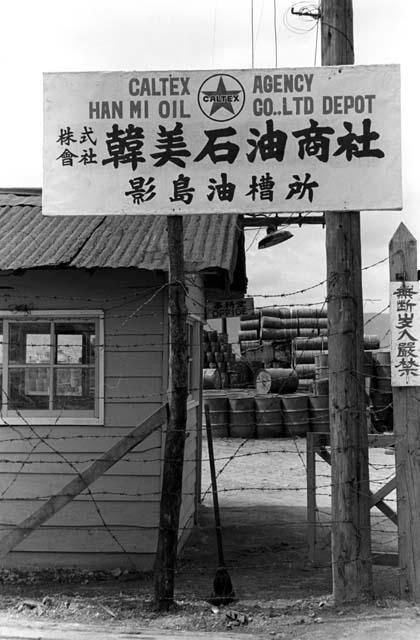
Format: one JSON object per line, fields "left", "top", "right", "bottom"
{"left": 198, "top": 74, "right": 245, "bottom": 122}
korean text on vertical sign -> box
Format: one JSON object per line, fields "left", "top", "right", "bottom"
{"left": 43, "top": 65, "right": 401, "bottom": 216}
{"left": 390, "top": 281, "right": 420, "bottom": 387}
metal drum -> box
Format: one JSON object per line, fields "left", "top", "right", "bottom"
{"left": 255, "top": 368, "right": 299, "bottom": 394}
{"left": 204, "top": 396, "right": 229, "bottom": 437}
{"left": 228, "top": 395, "right": 256, "bottom": 438}
{"left": 296, "top": 306, "right": 327, "bottom": 318}
{"left": 261, "top": 328, "right": 299, "bottom": 340}
{"left": 281, "top": 394, "right": 310, "bottom": 437}
{"left": 314, "top": 353, "right": 329, "bottom": 380}
{"left": 295, "top": 364, "right": 316, "bottom": 379}
{"left": 254, "top": 395, "right": 284, "bottom": 438}
{"left": 309, "top": 395, "right": 330, "bottom": 433}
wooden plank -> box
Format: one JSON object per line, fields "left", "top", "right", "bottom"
{"left": 1, "top": 551, "right": 155, "bottom": 570}
{"left": 0, "top": 426, "right": 162, "bottom": 454}
{"left": 309, "top": 432, "right": 395, "bottom": 449}
{"left": 316, "top": 447, "right": 398, "bottom": 526}
{"left": 105, "top": 333, "right": 164, "bottom": 349}
{"left": 389, "top": 223, "right": 420, "bottom": 600}
{"left": 0, "top": 473, "right": 160, "bottom": 502}
{"left": 105, "top": 350, "right": 162, "bottom": 378}
{"left": 368, "top": 433, "right": 395, "bottom": 448}
{"left": 0, "top": 454, "right": 160, "bottom": 477}
{"left": 105, "top": 402, "right": 162, "bottom": 428}
{"left": 0, "top": 405, "right": 166, "bottom": 559}
{"left": 370, "top": 477, "right": 397, "bottom": 507}
{"left": 104, "top": 376, "right": 163, "bottom": 401}
{"left": 0, "top": 500, "right": 160, "bottom": 528}
{"left": 372, "top": 499, "right": 398, "bottom": 527}
{"left": 10, "top": 527, "right": 158, "bottom": 554}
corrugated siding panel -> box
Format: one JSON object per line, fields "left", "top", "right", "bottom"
{"left": 0, "top": 191, "right": 241, "bottom": 278}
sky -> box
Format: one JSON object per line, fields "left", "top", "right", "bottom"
{"left": 0, "top": 0, "right": 415, "bottom": 315}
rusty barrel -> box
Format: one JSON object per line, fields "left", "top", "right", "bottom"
{"left": 281, "top": 394, "right": 310, "bottom": 437}
{"left": 309, "top": 395, "right": 330, "bottom": 433}
{"left": 295, "top": 364, "right": 316, "bottom": 379}
{"left": 228, "top": 395, "right": 256, "bottom": 438}
{"left": 204, "top": 396, "right": 229, "bottom": 437}
{"left": 254, "top": 395, "right": 284, "bottom": 438}
{"left": 255, "top": 368, "right": 299, "bottom": 395}
{"left": 314, "top": 353, "right": 329, "bottom": 380}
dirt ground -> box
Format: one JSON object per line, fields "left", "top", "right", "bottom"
{"left": 0, "top": 435, "right": 416, "bottom": 638}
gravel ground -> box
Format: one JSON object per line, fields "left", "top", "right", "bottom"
{"left": 0, "top": 436, "right": 405, "bottom": 638}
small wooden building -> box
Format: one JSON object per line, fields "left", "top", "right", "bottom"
{"left": 0, "top": 189, "right": 246, "bottom": 570}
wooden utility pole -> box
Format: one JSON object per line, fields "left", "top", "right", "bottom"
{"left": 321, "top": 0, "right": 373, "bottom": 603}
{"left": 389, "top": 224, "right": 420, "bottom": 601}
{"left": 154, "top": 215, "right": 189, "bottom": 611}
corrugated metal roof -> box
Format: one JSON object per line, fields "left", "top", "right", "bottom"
{"left": 0, "top": 191, "right": 242, "bottom": 280}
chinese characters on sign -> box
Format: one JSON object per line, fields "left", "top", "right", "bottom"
{"left": 43, "top": 65, "right": 401, "bottom": 216}
{"left": 390, "top": 281, "right": 420, "bottom": 386}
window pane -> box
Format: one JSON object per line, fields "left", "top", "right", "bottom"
{"left": 57, "top": 335, "right": 83, "bottom": 364}
{"left": 53, "top": 367, "right": 95, "bottom": 410}
{"left": 9, "top": 367, "right": 50, "bottom": 410}
{"left": 9, "top": 323, "right": 51, "bottom": 364}
{"left": 55, "top": 323, "right": 95, "bottom": 365}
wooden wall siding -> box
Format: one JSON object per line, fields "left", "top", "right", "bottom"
{"left": 179, "top": 404, "right": 199, "bottom": 537}
{"left": 0, "top": 552, "right": 156, "bottom": 570}
{"left": 0, "top": 268, "right": 163, "bottom": 566}
{"left": 0, "top": 268, "right": 201, "bottom": 567}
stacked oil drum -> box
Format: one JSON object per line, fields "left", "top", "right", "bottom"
{"left": 239, "top": 306, "right": 328, "bottom": 371}
{"left": 238, "top": 311, "right": 261, "bottom": 357}
{"left": 204, "top": 392, "right": 323, "bottom": 439}
{"left": 205, "top": 305, "right": 392, "bottom": 438}
{"left": 203, "top": 329, "right": 237, "bottom": 390}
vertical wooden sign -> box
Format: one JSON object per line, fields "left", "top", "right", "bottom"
{"left": 389, "top": 223, "right": 420, "bottom": 601}
{"left": 390, "top": 280, "right": 420, "bottom": 386}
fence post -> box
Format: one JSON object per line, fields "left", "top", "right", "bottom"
{"left": 389, "top": 222, "right": 420, "bottom": 600}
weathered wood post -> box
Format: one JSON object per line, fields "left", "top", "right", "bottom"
{"left": 321, "top": 0, "right": 373, "bottom": 603}
{"left": 389, "top": 223, "right": 420, "bottom": 600}
{"left": 154, "top": 215, "right": 189, "bottom": 610}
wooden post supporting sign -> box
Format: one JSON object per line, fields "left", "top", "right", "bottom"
{"left": 321, "top": 0, "right": 373, "bottom": 603}
{"left": 154, "top": 215, "right": 189, "bottom": 611}
{"left": 389, "top": 223, "right": 420, "bottom": 601}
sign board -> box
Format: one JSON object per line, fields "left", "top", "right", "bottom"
{"left": 390, "top": 281, "right": 420, "bottom": 386}
{"left": 206, "top": 297, "right": 254, "bottom": 319}
{"left": 43, "top": 65, "right": 401, "bottom": 216}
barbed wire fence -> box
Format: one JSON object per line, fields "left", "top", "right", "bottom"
{"left": 0, "top": 255, "right": 400, "bottom": 602}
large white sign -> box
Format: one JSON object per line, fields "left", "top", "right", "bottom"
{"left": 43, "top": 65, "right": 401, "bottom": 216}
{"left": 390, "top": 281, "right": 420, "bottom": 387}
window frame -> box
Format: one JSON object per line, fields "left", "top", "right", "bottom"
{"left": 0, "top": 310, "right": 104, "bottom": 426}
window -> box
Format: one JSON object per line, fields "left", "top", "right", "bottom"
{"left": 0, "top": 312, "right": 103, "bottom": 424}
